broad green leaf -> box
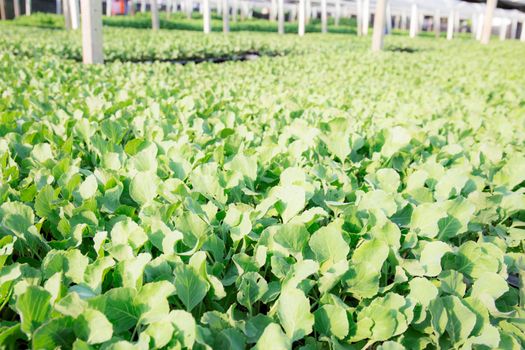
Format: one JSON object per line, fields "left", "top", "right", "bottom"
{"left": 345, "top": 239, "right": 389, "bottom": 299}
{"left": 410, "top": 203, "right": 447, "bottom": 238}
{"left": 15, "top": 286, "right": 52, "bottom": 336}
{"left": 170, "top": 310, "right": 197, "bottom": 348}
{"left": 309, "top": 220, "right": 349, "bottom": 270}
{"left": 408, "top": 277, "right": 438, "bottom": 308}
{"left": 237, "top": 272, "right": 268, "bottom": 312}
{"left": 429, "top": 296, "right": 477, "bottom": 346}
{"left": 32, "top": 316, "right": 76, "bottom": 350}
{"left": 355, "top": 293, "right": 410, "bottom": 341}
{"left": 88, "top": 287, "right": 140, "bottom": 334}
{"left": 274, "top": 185, "right": 306, "bottom": 223}
{"left": 0, "top": 201, "right": 43, "bottom": 250}
{"left": 135, "top": 280, "right": 176, "bottom": 324}
{"left": 253, "top": 323, "right": 291, "bottom": 350}
{"left": 274, "top": 223, "right": 309, "bottom": 257}
{"left": 78, "top": 175, "right": 98, "bottom": 200}
{"left": 174, "top": 263, "right": 209, "bottom": 311}
{"left": 314, "top": 304, "right": 349, "bottom": 339}
{"left": 129, "top": 171, "right": 158, "bottom": 205}
{"left": 456, "top": 241, "right": 503, "bottom": 279}
{"left": 110, "top": 217, "right": 148, "bottom": 250}
{"left": 75, "top": 308, "right": 113, "bottom": 344}
{"left": 277, "top": 288, "right": 314, "bottom": 342}
{"left": 438, "top": 270, "right": 466, "bottom": 297}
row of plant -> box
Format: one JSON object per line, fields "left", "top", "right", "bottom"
{"left": 0, "top": 24, "right": 317, "bottom": 62}
{"left": 10, "top": 12, "right": 357, "bottom": 34}
{"left": 0, "top": 26, "right": 524, "bottom": 349}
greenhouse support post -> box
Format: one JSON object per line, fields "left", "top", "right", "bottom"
{"left": 241, "top": 1, "right": 250, "bottom": 20}
{"left": 472, "top": 13, "right": 478, "bottom": 38}
{"left": 140, "top": 0, "right": 145, "bottom": 12}
{"left": 106, "top": 0, "right": 112, "bottom": 16}
{"left": 203, "top": 0, "right": 210, "bottom": 33}
{"left": 499, "top": 21, "right": 507, "bottom": 40}
{"left": 56, "top": 0, "right": 61, "bottom": 14}
{"left": 371, "top": 0, "right": 386, "bottom": 52}
{"left": 298, "top": 0, "right": 305, "bottom": 36}
{"left": 222, "top": 0, "right": 229, "bottom": 33}
{"left": 356, "top": 0, "right": 363, "bottom": 35}
{"left": 151, "top": 0, "right": 159, "bottom": 29}
{"left": 64, "top": 0, "right": 72, "bottom": 29}
{"left": 476, "top": 13, "right": 484, "bottom": 41}
{"left": 25, "top": 0, "right": 30, "bottom": 15}
{"left": 521, "top": 19, "right": 525, "bottom": 41}
{"left": 278, "top": 0, "right": 284, "bottom": 34}
{"left": 447, "top": 10, "right": 454, "bottom": 40}
{"left": 362, "top": 0, "right": 369, "bottom": 35}
{"left": 481, "top": 0, "right": 497, "bottom": 44}
{"left": 305, "top": 0, "right": 310, "bottom": 24}
{"left": 434, "top": 10, "right": 440, "bottom": 38}
{"left": 409, "top": 3, "right": 417, "bottom": 38}
{"left": 185, "top": 0, "right": 191, "bottom": 18}
{"left": 0, "top": 0, "right": 5, "bottom": 20}
{"left": 321, "top": 0, "right": 327, "bottom": 33}
{"left": 510, "top": 18, "right": 517, "bottom": 39}
{"left": 335, "top": 0, "right": 340, "bottom": 26}
{"left": 80, "top": 0, "right": 103, "bottom": 64}
{"left": 385, "top": 2, "right": 392, "bottom": 34}
{"left": 70, "top": 0, "right": 79, "bottom": 29}
{"left": 270, "top": 0, "right": 276, "bottom": 21}
{"left": 14, "top": 0, "right": 20, "bottom": 17}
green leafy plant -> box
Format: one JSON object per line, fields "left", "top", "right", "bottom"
{"left": 0, "top": 23, "right": 524, "bottom": 349}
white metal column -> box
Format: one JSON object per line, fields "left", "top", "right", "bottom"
{"left": 434, "top": 10, "right": 440, "bottom": 38}
{"left": 385, "top": 2, "right": 392, "bottom": 34}
{"left": 278, "top": 0, "right": 284, "bottom": 34}
{"left": 270, "top": 0, "right": 276, "bottom": 21}
{"left": 80, "top": 0, "right": 103, "bottom": 64}
{"left": 298, "top": 0, "right": 305, "bottom": 36}
{"left": 409, "top": 3, "right": 417, "bottom": 38}
{"left": 476, "top": 13, "right": 484, "bottom": 41}
{"left": 510, "top": 18, "right": 517, "bottom": 39}
{"left": 362, "top": 0, "right": 369, "bottom": 35}
{"left": 335, "top": 0, "right": 340, "bottom": 26}
{"left": 70, "top": 0, "right": 79, "bottom": 29}
{"left": 14, "top": 0, "right": 20, "bottom": 17}
{"left": 222, "top": 0, "right": 229, "bottom": 32}
{"left": 357, "top": 0, "right": 363, "bottom": 35}
{"left": 372, "top": 0, "right": 387, "bottom": 52}
{"left": 151, "top": 0, "right": 159, "bottom": 29}
{"left": 321, "top": 0, "right": 327, "bottom": 33}
{"left": 0, "top": 0, "right": 5, "bottom": 20}
{"left": 203, "top": 0, "right": 210, "bottom": 32}
{"left": 481, "top": 0, "right": 497, "bottom": 44}
{"left": 447, "top": 10, "right": 454, "bottom": 40}
{"left": 499, "top": 20, "right": 507, "bottom": 40}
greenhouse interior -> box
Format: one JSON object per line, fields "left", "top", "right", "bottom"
{"left": 0, "top": 0, "right": 525, "bottom": 349}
